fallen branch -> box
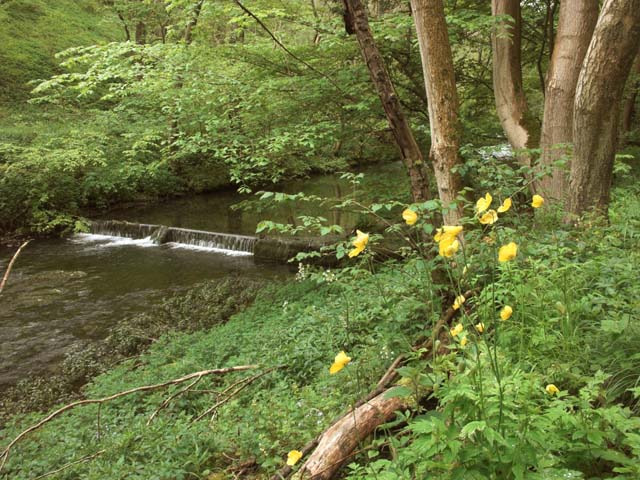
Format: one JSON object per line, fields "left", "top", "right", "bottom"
{"left": 193, "top": 367, "right": 279, "bottom": 423}
{"left": 0, "top": 365, "right": 256, "bottom": 472}
{"left": 0, "top": 239, "right": 31, "bottom": 295}
{"left": 147, "top": 375, "right": 204, "bottom": 425}
{"left": 32, "top": 449, "right": 106, "bottom": 480}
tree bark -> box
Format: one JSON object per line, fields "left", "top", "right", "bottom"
{"left": 491, "top": 0, "right": 537, "bottom": 162}
{"left": 345, "top": 0, "right": 433, "bottom": 203}
{"left": 538, "top": 0, "right": 598, "bottom": 203}
{"left": 135, "top": 21, "right": 147, "bottom": 44}
{"left": 293, "top": 391, "right": 407, "bottom": 480}
{"left": 410, "top": 0, "right": 464, "bottom": 224}
{"left": 184, "top": 0, "right": 204, "bottom": 45}
{"left": 568, "top": 0, "right": 640, "bottom": 218}
{"left": 622, "top": 54, "right": 640, "bottom": 134}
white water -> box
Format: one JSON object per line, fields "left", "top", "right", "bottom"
{"left": 72, "top": 232, "right": 252, "bottom": 257}
{"left": 72, "top": 233, "right": 157, "bottom": 248}
{"left": 167, "top": 242, "right": 253, "bottom": 257}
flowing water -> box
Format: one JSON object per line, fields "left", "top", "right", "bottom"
{"left": 0, "top": 163, "right": 407, "bottom": 387}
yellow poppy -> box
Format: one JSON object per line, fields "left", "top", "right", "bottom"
{"left": 329, "top": 351, "right": 351, "bottom": 374}
{"left": 453, "top": 294, "right": 465, "bottom": 310}
{"left": 497, "top": 198, "right": 512, "bottom": 213}
{"left": 532, "top": 195, "right": 544, "bottom": 208}
{"left": 348, "top": 230, "right": 369, "bottom": 258}
{"left": 435, "top": 225, "right": 463, "bottom": 257}
{"left": 498, "top": 242, "right": 518, "bottom": 262}
{"left": 545, "top": 384, "right": 559, "bottom": 395}
{"left": 475, "top": 322, "right": 485, "bottom": 333}
{"left": 475, "top": 193, "right": 492, "bottom": 213}
{"left": 450, "top": 323, "right": 464, "bottom": 337}
{"left": 500, "top": 305, "right": 513, "bottom": 321}
{"left": 402, "top": 208, "right": 418, "bottom": 226}
{"left": 479, "top": 209, "right": 498, "bottom": 225}
{"left": 286, "top": 450, "right": 303, "bottom": 466}
{"left": 441, "top": 239, "right": 460, "bottom": 257}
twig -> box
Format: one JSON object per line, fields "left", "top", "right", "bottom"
{"left": 0, "top": 365, "right": 256, "bottom": 472}
{"left": 232, "top": 0, "right": 350, "bottom": 98}
{"left": 193, "top": 367, "right": 278, "bottom": 422}
{"left": 32, "top": 450, "right": 106, "bottom": 480}
{"left": 0, "top": 239, "right": 31, "bottom": 295}
{"left": 147, "top": 374, "right": 204, "bottom": 425}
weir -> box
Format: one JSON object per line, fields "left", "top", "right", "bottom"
{"left": 88, "top": 220, "right": 327, "bottom": 262}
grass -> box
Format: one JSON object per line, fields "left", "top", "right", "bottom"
{"left": 0, "top": 0, "right": 119, "bottom": 103}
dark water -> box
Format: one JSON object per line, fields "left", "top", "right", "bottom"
{"left": 0, "top": 163, "right": 407, "bottom": 387}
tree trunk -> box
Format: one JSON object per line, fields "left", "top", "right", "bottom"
{"left": 345, "top": 0, "right": 433, "bottom": 203}
{"left": 568, "top": 0, "right": 640, "bottom": 218}
{"left": 538, "top": 0, "right": 598, "bottom": 203}
{"left": 622, "top": 54, "right": 640, "bottom": 133}
{"left": 410, "top": 0, "right": 464, "bottom": 224}
{"left": 491, "top": 0, "right": 537, "bottom": 162}
{"left": 135, "top": 21, "right": 147, "bottom": 44}
{"left": 184, "top": 0, "right": 204, "bottom": 45}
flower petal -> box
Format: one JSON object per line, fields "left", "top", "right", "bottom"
{"left": 402, "top": 209, "right": 418, "bottom": 225}
{"left": 498, "top": 242, "right": 518, "bottom": 262}
{"left": 532, "top": 195, "right": 544, "bottom": 208}
{"left": 500, "top": 305, "right": 513, "bottom": 320}
{"left": 497, "top": 198, "right": 512, "bottom": 213}
{"left": 286, "top": 450, "right": 303, "bottom": 466}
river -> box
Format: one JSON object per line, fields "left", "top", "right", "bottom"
{"left": 0, "top": 163, "right": 406, "bottom": 387}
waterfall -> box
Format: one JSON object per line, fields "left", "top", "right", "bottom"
{"left": 87, "top": 221, "right": 256, "bottom": 255}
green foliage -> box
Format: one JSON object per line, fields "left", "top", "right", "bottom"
{"left": 0, "top": 0, "right": 119, "bottom": 102}
{"left": 0, "top": 261, "right": 437, "bottom": 479}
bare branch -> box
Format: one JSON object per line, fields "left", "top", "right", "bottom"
{"left": 0, "top": 240, "right": 31, "bottom": 295}
{"left": 0, "top": 365, "right": 256, "bottom": 472}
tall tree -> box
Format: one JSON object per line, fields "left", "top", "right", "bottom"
{"left": 568, "top": 0, "right": 640, "bottom": 217}
{"left": 344, "top": 0, "right": 433, "bottom": 203}
{"left": 491, "top": 0, "right": 537, "bottom": 163}
{"left": 538, "top": 0, "right": 598, "bottom": 202}
{"left": 622, "top": 54, "right": 640, "bottom": 134}
{"left": 410, "top": 0, "right": 464, "bottom": 224}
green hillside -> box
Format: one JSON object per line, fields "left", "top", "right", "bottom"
{"left": 0, "top": 0, "right": 120, "bottom": 102}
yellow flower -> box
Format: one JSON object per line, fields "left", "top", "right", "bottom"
{"left": 475, "top": 322, "right": 485, "bottom": 333}
{"left": 441, "top": 239, "right": 460, "bottom": 257}
{"left": 450, "top": 323, "right": 464, "bottom": 337}
{"left": 500, "top": 305, "right": 513, "bottom": 321}
{"left": 497, "top": 198, "right": 512, "bottom": 213}
{"left": 545, "top": 384, "right": 559, "bottom": 396}
{"left": 498, "top": 242, "right": 518, "bottom": 262}
{"left": 348, "top": 230, "right": 369, "bottom": 258}
{"left": 402, "top": 208, "right": 418, "bottom": 226}
{"left": 452, "top": 294, "right": 465, "bottom": 310}
{"left": 434, "top": 225, "right": 463, "bottom": 242}
{"left": 435, "top": 225, "right": 463, "bottom": 257}
{"left": 286, "top": 450, "right": 303, "bottom": 466}
{"left": 479, "top": 209, "right": 498, "bottom": 225}
{"left": 329, "top": 351, "right": 351, "bottom": 374}
{"left": 475, "top": 193, "right": 492, "bottom": 213}
{"left": 460, "top": 336, "right": 468, "bottom": 347}
{"left": 532, "top": 195, "right": 544, "bottom": 208}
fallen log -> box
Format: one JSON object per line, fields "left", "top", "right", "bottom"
{"left": 293, "top": 391, "right": 408, "bottom": 480}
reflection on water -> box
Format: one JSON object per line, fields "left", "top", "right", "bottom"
{"left": 0, "top": 162, "right": 407, "bottom": 387}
